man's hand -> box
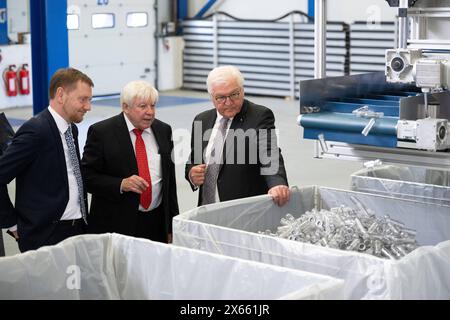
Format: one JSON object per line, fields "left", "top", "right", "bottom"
{"left": 268, "top": 185, "right": 290, "bottom": 207}
{"left": 189, "top": 164, "right": 207, "bottom": 186}
{"left": 121, "top": 175, "right": 149, "bottom": 194}
{"left": 167, "top": 233, "right": 173, "bottom": 244}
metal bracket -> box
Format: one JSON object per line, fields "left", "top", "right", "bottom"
{"left": 315, "top": 140, "right": 450, "bottom": 170}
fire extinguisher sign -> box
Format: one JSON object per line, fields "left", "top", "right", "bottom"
{"left": 18, "top": 64, "right": 30, "bottom": 95}
{"left": 3, "top": 65, "right": 18, "bottom": 97}
{"left": 21, "top": 77, "right": 28, "bottom": 91}
{"left": 9, "top": 78, "right": 15, "bottom": 92}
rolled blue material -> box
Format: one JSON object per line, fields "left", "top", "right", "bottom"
{"left": 299, "top": 112, "right": 398, "bottom": 135}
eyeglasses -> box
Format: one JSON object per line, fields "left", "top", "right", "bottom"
{"left": 214, "top": 91, "right": 241, "bottom": 103}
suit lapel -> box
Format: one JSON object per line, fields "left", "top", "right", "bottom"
{"left": 115, "top": 113, "right": 138, "bottom": 175}
{"left": 150, "top": 120, "right": 167, "bottom": 183}
{"left": 71, "top": 124, "right": 82, "bottom": 160}
{"left": 223, "top": 100, "right": 249, "bottom": 165}
{"left": 41, "top": 109, "right": 68, "bottom": 186}
{"left": 150, "top": 120, "right": 163, "bottom": 154}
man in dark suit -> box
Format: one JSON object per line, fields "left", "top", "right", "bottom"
{"left": 186, "top": 65, "right": 290, "bottom": 206}
{"left": 81, "top": 81, "right": 179, "bottom": 243}
{"left": 0, "top": 68, "right": 94, "bottom": 252}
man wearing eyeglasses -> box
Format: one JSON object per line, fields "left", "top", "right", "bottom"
{"left": 186, "top": 65, "right": 290, "bottom": 207}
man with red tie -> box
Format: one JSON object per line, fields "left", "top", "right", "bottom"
{"left": 81, "top": 81, "right": 179, "bottom": 243}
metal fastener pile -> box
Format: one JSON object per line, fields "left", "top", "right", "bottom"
{"left": 259, "top": 202, "right": 418, "bottom": 260}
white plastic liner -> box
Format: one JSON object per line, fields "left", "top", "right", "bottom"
{"left": 351, "top": 165, "right": 450, "bottom": 206}
{"left": 173, "top": 186, "right": 450, "bottom": 299}
{"left": 0, "top": 233, "right": 343, "bottom": 300}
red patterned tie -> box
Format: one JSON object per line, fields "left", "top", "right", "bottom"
{"left": 133, "top": 129, "right": 152, "bottom": 209}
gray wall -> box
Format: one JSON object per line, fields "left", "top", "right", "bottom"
{"left": 188, "top": 0, "right": 396, "bottom": 23}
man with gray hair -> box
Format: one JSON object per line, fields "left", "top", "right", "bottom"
{"left": 82, "top": 80, "right": 179, "bottom": 243}
{"left": 186, "top": 65, "right": 290, "bottom": 206}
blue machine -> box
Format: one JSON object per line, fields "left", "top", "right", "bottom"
{"left": 298, "top": 72, "right": 450, "bottom": 169}
{"left": 298, "top": 72, "right": 425, "bottom": 148}
{"left": 299, "top": 0, "right": 450, "bottom": 170}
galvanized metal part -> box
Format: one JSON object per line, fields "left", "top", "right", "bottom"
{"left": 259, "top": 204, "right": 419, "bottom": 260}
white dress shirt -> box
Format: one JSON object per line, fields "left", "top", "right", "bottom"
{"left": 123, "top": 114, "right": 162, "bottom": 212}
{"left": 48, "top": 106, "right": 82, "bottom": 220}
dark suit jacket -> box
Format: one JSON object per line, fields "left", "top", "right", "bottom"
{"left": 185, "top": 99, "right": 288, "bottom": 206}
{"left": 0, "top": 109, "right": 86, "bottom": 252}
{"left": 81, "top": 113, "right": 179, "bottom": 239}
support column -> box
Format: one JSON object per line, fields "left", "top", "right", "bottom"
{"left": 177, "top": 0, "right": 188, "bottom": 20}
{"left": 314, "top": 0, "right": 326, "bottom": 79}
{"left": 30, "top": 0, "right": 69, "bottom": 115}
{"left": 0, "top": 0, "right": 8, "bottom": 45}
{"left": 308, "top": 0, "right": 314, "bottom": 18}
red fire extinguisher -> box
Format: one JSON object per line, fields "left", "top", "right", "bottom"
{"left": 3, "top": 65, "right": 18, "bottom": 97}
{"left": 18, "top": 64, "right": 30, "bottom": 95}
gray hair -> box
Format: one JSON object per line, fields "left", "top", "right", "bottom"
{"left": 120, "top": 80, "right": 159, "bottom": 108}
{"left": 206, "top": 65, "right": 244, "bottom": 94}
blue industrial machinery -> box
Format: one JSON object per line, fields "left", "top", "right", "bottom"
{"left": 299, "top": 0, "right": 450, "bottom": 170}
{"left": 298, "top": 71, "right": 450, "bottom": 169}
{"left": 298, "top": 72, "right": 422, "bottom": 149}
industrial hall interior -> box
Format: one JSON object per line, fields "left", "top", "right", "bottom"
{"left": 0, "top": 0, "right": 450, "bottom": 301}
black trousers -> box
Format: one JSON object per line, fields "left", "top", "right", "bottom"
{"left": 45, "top": 219, "right": 86, "bottom": 248}
{"left": 135, "top": 205, "right": 167, "bottom": 243}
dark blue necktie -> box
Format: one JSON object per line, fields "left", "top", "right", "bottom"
{"left": 64, "top": 126, "right": 87, "bottom": 223}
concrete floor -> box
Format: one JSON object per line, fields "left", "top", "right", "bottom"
{"left": 1, "top": 89, "right": 362, "bottom": 256}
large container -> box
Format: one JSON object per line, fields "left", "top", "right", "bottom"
{"left": 0, "top": 233, "right": 343, "bottom": 300}
{"left": 173, "top": 186, "right": 450, "bottom": 299}
{"left": 351, "top": 165, "right": 450, "bottom": 206}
